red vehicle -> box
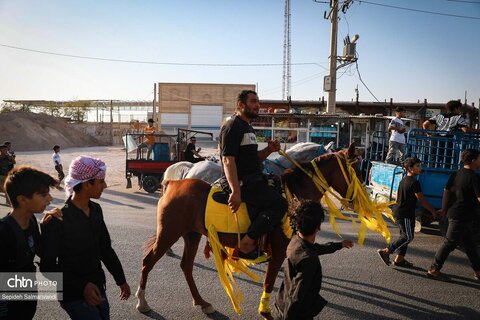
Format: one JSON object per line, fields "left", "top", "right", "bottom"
{"left": 124, "top": 128, "right": 214, "bottom": 193}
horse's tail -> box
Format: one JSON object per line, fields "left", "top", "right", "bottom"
{"left": 143, "top": 234, "right": 157, "bottom": 254}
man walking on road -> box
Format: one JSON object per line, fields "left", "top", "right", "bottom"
{"left": 427, "top": 149, "right": 480, "bottom": 281}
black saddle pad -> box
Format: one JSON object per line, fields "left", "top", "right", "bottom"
{"left": 212, "top": 191, "right": 229, "bottom": 204}
{"left": 211, "top": 191, "right": 260, "bottom": 222}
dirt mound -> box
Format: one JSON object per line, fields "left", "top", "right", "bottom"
{"left": 0, "top": 111, "right": 102, "bottom": 151}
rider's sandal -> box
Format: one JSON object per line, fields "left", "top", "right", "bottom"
{"left": 393, "top": 259, "right": 414, "bottom": 268}
{"left": 232, "top": 248, "right": 259, "bottom": 261}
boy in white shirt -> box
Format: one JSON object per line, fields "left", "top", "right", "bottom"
{"left": 52, "top": 145, "right": 65, "bottom": 188}
{"left": 385, "top": 107, "right": 407, "bottom": 164}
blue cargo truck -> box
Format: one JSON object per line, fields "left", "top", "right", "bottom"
{"left": 367, "top": 129, "right": 480, "bottom": 238}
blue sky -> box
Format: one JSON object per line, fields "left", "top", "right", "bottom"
{"left": 0, "top": 0, "right": 479, "bottom": 105}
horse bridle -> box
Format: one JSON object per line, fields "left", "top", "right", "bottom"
{"left": 278, "top": 149, "right": 357, "bottom": 207}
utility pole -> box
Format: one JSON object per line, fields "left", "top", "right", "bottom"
{"left": 326, "top": 0, "right": 339, "bottom": 113}
{"left": 282, "top": 0, "right": 291, "bottom": 101}
{"left": 153, "top": 83, "right": 157, "bottom": 125}
{"left": 322, "top": 0, "right": 355, "bottom": 114}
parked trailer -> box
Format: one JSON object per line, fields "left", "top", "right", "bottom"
{"left": 367, "top": 129, "right": 480, "bottom": 237}
{"left": 124, "top": 129, "right": 214, "bottom": 193}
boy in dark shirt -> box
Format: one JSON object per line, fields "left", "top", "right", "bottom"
{"left": 0, "top": 166, "right": 56, "bottom": 320}
{"left": 427, "top": 149, "right": 480, "bottom": 280}
{"left": 0, "top": 144, "right": 16, "bottom": 205}
{"left": 40, "top": 156, "right": 130, "bottom": 320}
{"left": 273, "top": 200, "right": 354, "bottom": 320}
{"left": 377, "top": 158, "right": 437, "bottom": 268}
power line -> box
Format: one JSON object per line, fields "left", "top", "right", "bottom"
{"left": 0, "top": 43, "right": 320, "bottom": 67}
{"left": 446, "top": 0, "right": 480, "bottom": 3}
{"left": 261, "top": 71, "right": 325, "bottom": 95}
{"left": 354, "top": 61, "right": 380, "bottom": 102}
{"left": 358, "top": 0, "right": 480, "bottom": 20}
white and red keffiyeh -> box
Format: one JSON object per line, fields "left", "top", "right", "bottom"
{"left": 65, "top": 156, "right": 106, "bottom": 196}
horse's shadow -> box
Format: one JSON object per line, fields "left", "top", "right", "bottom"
{"left": 141, "top": 309, "right": 230, "bottom": 320}
{"left": 140, "top": 310, "right": 167, "bottom": 320}
{"left": 166, "top": 252, "right": 268, "bottom": 288}
{"left": 206, "top": 311, "right": 230, "bottom": 320}
{"left": 322, "top": 275, "right": 479, "bottom": 319}
{"left": 139, "top": 290, "right": 230, "bottom": 320}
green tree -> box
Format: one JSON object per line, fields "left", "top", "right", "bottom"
{"left": 63, "top": 101, "right": 91, "bottom": 122}
{"left": 0, "top": 102, "right": 32, "bottom": 113}
{"left": 40, "top": 101, "right": 63, "bottom": 117}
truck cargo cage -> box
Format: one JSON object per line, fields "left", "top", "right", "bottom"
{"left": 368, "top": 129, "right": 480, "bottom": 213}
{"left": 369, "top": 130, "right": 390, "bottom": 162}
{"left": 406, "top": 129, "right": 480, "bottom": 170}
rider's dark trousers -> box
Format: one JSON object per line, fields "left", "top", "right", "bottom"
{"left": 431, "top": 218, "right": 480, "bottom": 271}
{"left": 241, "top": 179, "right": 288, "bottom": 240}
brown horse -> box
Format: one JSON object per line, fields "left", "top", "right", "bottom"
{"left": 136, "top": 144, "right": 360, "bottom": 318}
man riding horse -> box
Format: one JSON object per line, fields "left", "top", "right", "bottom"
{"left": 219, "top": 90, "right": 288, "bottom": 259}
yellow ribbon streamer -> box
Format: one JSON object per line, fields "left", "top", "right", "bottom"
{"left": 207, "top": 224, "right": 263, "bottom": 314}
{"left": 279, "top": 149, "right": 395, "bottom": 245}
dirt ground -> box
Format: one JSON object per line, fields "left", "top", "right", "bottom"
{"left": 12, "top": 146, "right": 128, "bottom": 190}
{"left": 0, "top": 111, "right": 101, "bottom": 151}
{"left": 10, "top": 145, "right": 218, "bottom": 192}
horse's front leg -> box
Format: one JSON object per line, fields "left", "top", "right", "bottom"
{"left": 181, "top": 232, "right": 215, "bottom": 314}
{"left": 136, "top": 236, "right": 174, "bottom": 313}
{"left": 259, "top": 230, "right": 289, "bottom": 319}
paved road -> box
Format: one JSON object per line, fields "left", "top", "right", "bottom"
{"left": 1, "top": 186, "right": 479, "bottom": 320}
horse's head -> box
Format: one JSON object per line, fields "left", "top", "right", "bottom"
{"left": 281, "top": 143, "right": 362, "bottom": 201}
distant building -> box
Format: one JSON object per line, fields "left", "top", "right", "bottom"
{"left": 156, "top": 82, "right": 255, "bottom": 138}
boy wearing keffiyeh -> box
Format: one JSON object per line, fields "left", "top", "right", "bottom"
{"left": 41, "top": 156, "right": 130, "bottom": 320}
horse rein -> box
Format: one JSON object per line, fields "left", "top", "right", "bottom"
{"left": 278, "top": 149, "right": 357, "bottom": 208}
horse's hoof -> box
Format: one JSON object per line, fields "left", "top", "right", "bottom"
{"left": 166, "top": 248, "right": 175, "bottom": 257}
{"left": 136, "top": 301, "right": 151, "bottom": 313}
{"left": 135, "top": 287, "right": 151, "bottom": 313}
{"left": 200, "top": 304, "right": 215, "bottom": 314}
{"left": 260, "top": 311, "right": 274, "bottom": 320}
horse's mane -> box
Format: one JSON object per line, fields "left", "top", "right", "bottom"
{"left": 305, "top": 149, "right": 348, "bottom": 171}
{"left": 281, "top": 149, "right": 351, "bottom": 193}
{"left": 313, "top": 150, "right": 344, "bottom": 163}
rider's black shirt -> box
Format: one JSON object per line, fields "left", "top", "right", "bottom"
{"left": 219, "top": 115, "right": 262, "bottom": 180}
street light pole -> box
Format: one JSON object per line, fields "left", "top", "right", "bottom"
{"left": 326, "top": 0, "right": 338, "bottom": 114}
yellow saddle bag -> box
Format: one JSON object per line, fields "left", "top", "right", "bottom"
{"left": 205, "top": 186, "right": 251, "bottom": 234}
